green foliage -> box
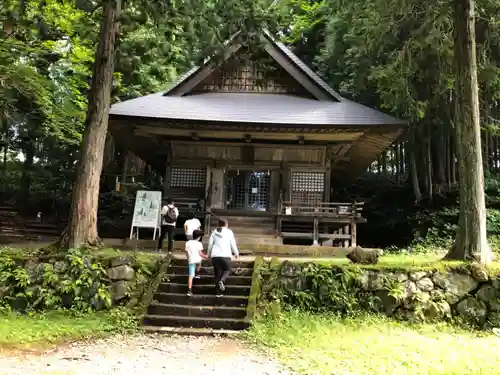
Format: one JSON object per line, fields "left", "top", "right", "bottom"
{"left": 0, "top": 248, "right": 112, "bottom": 313}
{"left": 260, "top": 261, "right": 379, "bottom": 315}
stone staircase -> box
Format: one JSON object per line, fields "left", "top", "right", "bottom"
{"left": 0, "top": 205, "right": 24, "bottom": 240}
{"left": 0, "top": 205, "right": 61, "bottom": 242}
{"left": 143, "top": 257, "right": 254, "bottom": 332}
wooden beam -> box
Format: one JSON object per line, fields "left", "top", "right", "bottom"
{"left": 166, "top": 41, "right": 243, "bottom": 97}
{"left": 262, "top": 38, "right": 332, "bottom": 101}
{"left": 133, "top": 126, "right": 363, "bottom": 142}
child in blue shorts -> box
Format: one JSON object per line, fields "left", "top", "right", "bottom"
{"left": 185, "top": 229, "right": 207, "bottom": 296}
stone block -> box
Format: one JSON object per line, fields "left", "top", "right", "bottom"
{"left": 476, "top": 285, "right": 499, "bottom": 303}
{"left": 280, "top": 261, "right": 301, "bottom": 278}
{"left": 107, "top": 265, "right": 135, "bottom": 281}
{"left": 456, "top": 297, "right": 487, "bottom": 324}
{"left": 471, "top": 263, "right": 489, "bottom": 282}
{"left": 111, "top": 256, "right": 133, "bottom": 268}
{"left": 416, "top": 277, "right": 434, "bottom": 292}
{"left": 432, "top": 273, "right": 478, "bottom": 303}
{"left": 409, "top": 271, "right": 428, "bottom": 281}
{"left": 113, "top": 281, "right": 130, "bottom": 301}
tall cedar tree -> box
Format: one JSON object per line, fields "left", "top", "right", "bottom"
{"left": 59, "top": 0, "right": 121, "bottom": 249}
{"left": 445, "top": 0, "right": 492, "bottom": 264}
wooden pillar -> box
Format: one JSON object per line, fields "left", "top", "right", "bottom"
{"left": 163, "top": 164, "right": 171, "bottom": 197}
{"left": 269, "top": 170, "right": 280, "bottom": 212}
{"left": 204, "top": 165, "right": 212, "bottom": 208}
{"left": 313, "top": 219, "right": 319, "bottom": 245}
{"left": 351, "top": 219, "right": 357, "bottom": 247}
{"left": 210, "top": 168, "right": 225, "bottom": 209}
{"left": 343, "top": 224, "right": 350, "bottom": 247}
{"left": 276, "top": 214, "right": 282, "bottom": 238}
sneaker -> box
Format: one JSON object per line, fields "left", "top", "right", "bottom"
{"left": 187, "top": 290, "right": 193, "bottom": 297}
{"left": 215, "top": 292, "right": 223, "bottom": 298}
{"left": 194, "top": 275, "right": 201, "bottom": 280}
{"left": 218, "top": 281, "right": 225, "bottom": 292}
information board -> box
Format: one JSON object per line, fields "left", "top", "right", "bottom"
{"left": 130, "top": 190, "right": 162, "bottom": 239}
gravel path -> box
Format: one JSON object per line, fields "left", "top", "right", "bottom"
{"left": 0, "top": 334, "right": 290, "bottom": 375}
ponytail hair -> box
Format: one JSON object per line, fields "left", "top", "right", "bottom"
{"left": 216, "top": 218, "right": 228, "bottom": 233}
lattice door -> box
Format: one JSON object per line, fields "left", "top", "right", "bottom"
{"left": 226, "top": 171, "right": 269, "bottom": 211}
{"left": 247, "top": 172, "right": 269, "bottom": 211}
{"left": 170, "top": 167, "right": 206, "bottom": 188}
{"left": 291, "top": 172, "right": 325, "bottom": 206}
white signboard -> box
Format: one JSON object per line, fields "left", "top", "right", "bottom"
{"left": 130, "top": 190, "right": 162, "bottom": 239}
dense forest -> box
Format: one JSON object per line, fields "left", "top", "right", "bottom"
{"left": 0, "top": 0, "right": 499, "bottom": 251}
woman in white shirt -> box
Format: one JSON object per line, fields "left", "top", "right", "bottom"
{"left": 207, "top": 218, "right": 239, "bottom": 297}
{"left": 184, "top": 211, "right": 202, "bottom": 241}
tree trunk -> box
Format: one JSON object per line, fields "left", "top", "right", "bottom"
{"left": 20, "top": 141, "right": 35, "bottom": 204}
{"left": 120, "top": 151, "right": 129, "bottom": 185}
{"left": 409, "top": 132, "right": 422, "bottom": 203}
{"left": 445, "top": 0, "right": 491, "bottom": 264}
{"left": 426, "top": 131, "right": 433, "bottom": 201}
{"left": 59, "top": 0, "right": 122, "bottom": 249}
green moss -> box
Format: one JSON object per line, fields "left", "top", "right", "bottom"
{"left": 289, "top": 254, "right": 500, "bottom": 276}
{"left": 135, "top": 254, "right": 172, "bottom": 315}
{"left": 245, "top": 256, "right": 264, "bottom": 324}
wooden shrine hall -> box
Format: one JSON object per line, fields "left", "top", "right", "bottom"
{"left": 108, "top": 30, "right": 407, "bottom": 246}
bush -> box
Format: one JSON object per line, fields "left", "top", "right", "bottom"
{"left": 0, "top": 248, "right": 112, "bottom": 313}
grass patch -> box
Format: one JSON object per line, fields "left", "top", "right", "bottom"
{"left": 247, "top": 311, "right": 500, "bottom": 375}
{"left": 0, "top": 309, "right": 137, "bottom": 351}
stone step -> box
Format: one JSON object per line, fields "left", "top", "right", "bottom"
{"left": 24, "top": 228, "right": 60, "bottom": 235}
{"left": 0, "top": 227, "right": 20, "bottom": 234}
{"left": 24, "top": 222, "right": 62, "bottom": 230}
{"left": 153, "top": 292, "right": 248, "bottom": 307}
{"left": 165, "top": 274, "right": 252, "bottom": 286}
{"left": 147, "top": 302, "right": 247, "bottom": 319}
{"left": 140, "top": 325, "right": 241, "bottom": 336}
{"left": 168, "top": 265, "right": 254, "bottom": 277}
{"left": 157, "top": 282, "right": 250, "bottom": 296}
{"left": 169, "top": 259, "right": 254, "bottom": 269}
{"left": 142, "top": 314, "right": 249, "bottom": 330}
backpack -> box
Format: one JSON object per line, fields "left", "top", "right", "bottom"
{"left": 164, "top": 206, "right": 178, "bottom": 224}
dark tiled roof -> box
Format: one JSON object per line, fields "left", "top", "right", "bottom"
{"left": 109, "top": 92, "right": 405, "bottom": 126}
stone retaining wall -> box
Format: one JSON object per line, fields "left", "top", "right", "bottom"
{"left": 259, "top": 261, "right": 500, "bottom": 327}
{"left": 0, "top": 249, "right": 163, "bottom": 312}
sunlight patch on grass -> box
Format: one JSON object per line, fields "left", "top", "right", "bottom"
{"left": 0, "top": 310, "right": 136, "bottom": 351}
{"left": 247, "top": 311, "right": 500, "bottom": 375}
